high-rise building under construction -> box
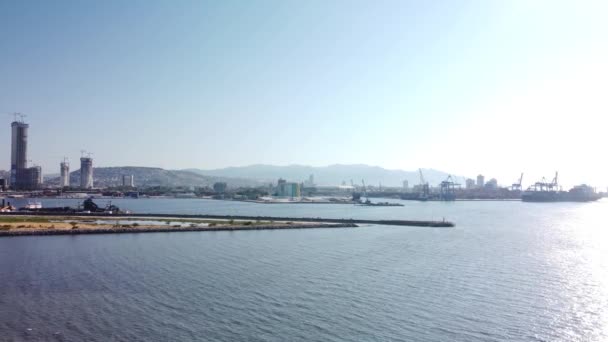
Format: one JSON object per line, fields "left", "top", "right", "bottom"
{"left": 60, "top": 160, "right": 70, "bottom": 187}
{"left": 80, "top": 157, "right": 93, "bottom": 189}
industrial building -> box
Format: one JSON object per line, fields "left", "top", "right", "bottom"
{"left": 60, "top": 160, "right": 70, "bottom": 187}
{"left": 80, "top": 157, "right": 94, "bottom": 189}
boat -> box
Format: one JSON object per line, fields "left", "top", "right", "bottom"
{"left": 522, "top": 173, "right": 601, "bottom": 202}
{"left": 23, "top": 201, "right": 42, "bottom": 210}
{"left": 356, "top": 199, "right": 404, "bottom": 207}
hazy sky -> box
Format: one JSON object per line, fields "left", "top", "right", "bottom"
{"left": 1, "top": 0, "right": 606, "bottom": 188}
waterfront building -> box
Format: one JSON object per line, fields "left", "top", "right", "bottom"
{"left": 466, "top": 178, "right": 476, "bottom": 189}
{"left": 122, "top": 175, "right": 134, "bottom": 187}
{"left": 476, "top": 174, "right": 485, "bottom": 188}
{"left": 0, "top": 179, "right": 6, "bottom": 191}
{"left": 213, "top": 182, "right": 227, "bottom": 193}
{"left": 304, "top": 174, "right": 315, "bottom": 187}
{"left": 80, "top": 157, "right": 94, "bottom": 189}
{"left": 10, "top": 120, "right": 29, "bottom": 188}
{"left": 60, "top": 161, "right": 70, "bottom": 187}
{"left": 485, "top": 178, "right": 498, "bottom": 190}
{"left": 277, "top": 178, "right": 301, "bottom": 198}
{"left": 23, "top": 166, "right": 43, "bottom": 190}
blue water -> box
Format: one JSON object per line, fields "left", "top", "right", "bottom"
{"left": 1, "top": 198, "right": 607, "bottom": 341}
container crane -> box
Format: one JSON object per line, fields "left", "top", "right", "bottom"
{"left": 418, "top": 169, "right": 430, "bottom": 200}
{"left": 439, "top": 175, "right": 460, "bottom": 201}
{"left": 511, "top": 173, "right": 524, "bottom": 191}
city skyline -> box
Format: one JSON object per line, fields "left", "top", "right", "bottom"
{"left": 1, "top": 1, "right": 607, "bottom": 187}
{"left": 1, "top": 116, "right": 605, "bottom": 190}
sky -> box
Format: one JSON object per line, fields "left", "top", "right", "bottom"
{"left": 1, "top": 0, "right": 607, "bottom": 188}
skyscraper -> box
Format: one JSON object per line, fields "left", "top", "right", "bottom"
{"left": 10, "top": 120, "right": 29, "bottom": 188}
{"left": 60, "top": 161, "right": 70, "bottom": 187}
{"left": 80, "top": 157, "right": 94, "bottom": 189}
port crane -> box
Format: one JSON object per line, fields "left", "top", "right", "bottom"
{"left": 360, "top": 179, "right": 369, "bottom": 202}
{"left": 418, "top": 169, "right": 430, "bottom": 200}
{"left": 530, "top": 172, "right": 559, "bottom": 192}
{"left": 511, "top": 173, "right": 524, "bottom": 191}
{"left": 548, "top": 172, "right": 559, "bottom": 191}
{"left": 439, "top": 175, "right": 460, "bottom": 201}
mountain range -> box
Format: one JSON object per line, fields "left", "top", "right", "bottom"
{"left": 43, "top": 167, "right": 260, "bottom": 188}
{"left": 6, "top": 164, "right": 462, "bottom": 189}
{"left": 186, "top": 164, "right": 461, "bottom": 187}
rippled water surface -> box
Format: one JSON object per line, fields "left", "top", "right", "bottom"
{"left": 1, "top": 199, "right": 607, "bottom": 341}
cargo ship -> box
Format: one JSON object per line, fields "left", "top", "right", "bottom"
{"left": 522, "top": 173, "right": 601, "bottom": 202}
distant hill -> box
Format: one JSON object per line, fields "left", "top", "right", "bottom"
{"left": 186, "top": 164, "right": 462, "bottom": 187}
{"left": 44, "top": 167, "right": 260, "bottom": 188}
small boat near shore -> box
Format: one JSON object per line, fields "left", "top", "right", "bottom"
{"left": 356, "top": 200, "right": 404, "bottom": 207}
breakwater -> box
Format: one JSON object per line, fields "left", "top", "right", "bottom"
{"left": 0, "top": 222, "right": 356, "bottom": 237}
{"left": 1, "top": 212, "right": 455, "bottom": 227}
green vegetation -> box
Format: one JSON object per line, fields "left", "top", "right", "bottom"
{"left": 0, "top": 217, "right": 50, "bottom": 223}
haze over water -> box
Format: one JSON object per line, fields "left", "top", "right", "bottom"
{"left": 1, "top": 199, "right": 607, "bottom": 341}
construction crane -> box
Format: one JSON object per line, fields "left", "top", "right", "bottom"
{"left": 80, "top": 150, "right": 93, "bottom": 158}
{"left": 511, "top": 173, "right": 524, "bottom": 191}
{"left": 5, "top": 112, "right": 27, "bottom": 122}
